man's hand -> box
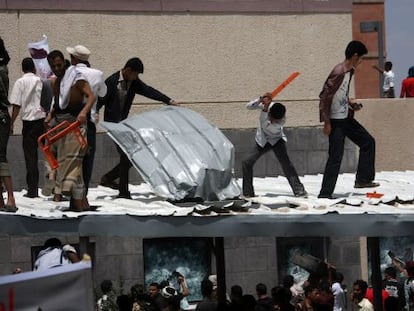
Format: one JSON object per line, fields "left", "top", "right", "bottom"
{"left": 323, "top": 122, "right": 331, "bottom": 135}
{"left": 349, "top": 102, "right": 363, "bottom": 111}
{"left": 77, "top": 112, "right": 87, "bottom": 125}
{"left": 44, "top": 113, "right": 53, "bottom": 129}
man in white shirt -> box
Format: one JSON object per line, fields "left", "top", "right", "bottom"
{"left": 10, "top": 57, "right": 46, "bottom": 198}
{"left": 242, "top": 92, "right": 306, "bottom": 197}
{"left": 372, "top": 61, "right": 395, "bottom": 98}
{"left": 66, "top": 45, "right": 107, "bottom": 193}
{"left": 332, "top": 272, "right": 346, "bottom": 311}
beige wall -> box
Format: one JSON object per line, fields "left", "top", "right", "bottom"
{"left": 357, "top": 98, "right": 414, "bottom": 171}
{"left": 0, "top": 10, "right": 409, "bottom": 173}
{"left": 1, "top": 11, "right": 351, "bottom": 104}
{"left": 1, "top": 10, "right": 352, "bottom": 135}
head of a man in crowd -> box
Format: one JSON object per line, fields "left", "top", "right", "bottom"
{"left": 122, "top": 57, "right": 144, "bottom": 82}
{"left": 47, "top": 50, "right": 66, "bottom": 78}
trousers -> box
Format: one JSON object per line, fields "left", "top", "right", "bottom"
{"left": 242, "top": 140, "right": 304, "bottom": 196}
{"left": 102, "top": 143, "right": 132, "bottom": 195}
{"left": 319, "top": 117, "right": 375, "bottom": 196}
{"left": 22, "top": 119, "right": 45, "bottom": 196}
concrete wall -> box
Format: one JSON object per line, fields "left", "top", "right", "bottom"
{"left": 8, "top": 124, "right": 358, "bottom": 191}
{"left": 8, "top": 98, "right": 413, "bottom": 190}
{"left": 1, "top": 11, "right": 351, "bottom": 108}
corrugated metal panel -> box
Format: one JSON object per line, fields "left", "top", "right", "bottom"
{"left": 100, "top": 106, "right": 241, "bottom": 201}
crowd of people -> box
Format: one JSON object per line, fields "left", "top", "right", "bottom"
{"left": 91, "top": 263, "right": 414, "bottom": 311}
{"left": 10, "top": 235, "right": 414, "bottom": 311}
{"left": 0, "top": 36, "right": 178, "bottom": 212}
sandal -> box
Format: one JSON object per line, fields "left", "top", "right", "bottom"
{"left": 0, "top": 204, "right": 18, "bottom": 213}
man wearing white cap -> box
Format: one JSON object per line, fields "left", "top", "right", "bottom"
{"left": 66, "top": 45, "right": 107, "bottom": 194}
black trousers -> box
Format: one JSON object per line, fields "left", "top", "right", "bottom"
{"left": 319, "top": 117, "right": 376, "bottom": 196}
{"left": 102, "top": 143, "right": 132, "bottom": 195}
{"left": 242, "top": 140, "right": 304, "bottom": 196}
{"left": 22, "top": 119, "right": 45, "bottom": 196}
{"left": 0, "top": 111, "right": 10, "bottom": 164}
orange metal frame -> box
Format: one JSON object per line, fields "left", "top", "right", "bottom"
{"left": 38, "top": 120, "right": 87, "bottom": 170}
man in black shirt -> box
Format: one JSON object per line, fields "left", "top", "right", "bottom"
{"left": 97, "top": 57, "right": 178, "bottom": 199}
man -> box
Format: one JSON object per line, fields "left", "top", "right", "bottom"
{"left": 97, "top": 57, "right": 178, "bottom": 199}
{"left": 195, "top": 279, "right": 217, "bottom": 311}
{"left": 46, "top": 50, "right": 95, "bottom": 211}
{"left": 404, "top": 261, "right": 414, "bottom": 311}
{"left": 9, "top": 57, "right": 46, "bottom": 198}
{"left": 382, "top": 266, "right": 405, "bottom": 310}
{"left": 255, "top": 283, "right": 273, "bottom": 311}
{"left": 66, "top": 45, "right": 107, "bottom": 193}
{"left": 33, "top": 237, "right": 79, "bottom": 271}
{"left": 148, "top": 282, "right": 167, "bottom": 311}
{"left": 332, "top": 272, "right": 346, "bottom": 311}
{"left": 372, "top": 61, "right": 395, "bottom": 98}
{"left": 0, "top": 36, "right": 16, "bottom": 212}
{"left": 242, "top": 93, "right": 306, "bottom": 198}
{"left": 296, "top": 284, "right": 320, "bottom": 311}
{"left": 352, "top": 279, "right": 373, "bottom": 311}
{"left": 318, "top": 40, "right": 378, "bottom": 199}
{"left": 400, "top": 66, "right": 414, "bottom": 98}
{"left": 96, "top": 280, "right": 118, "bottom": 311}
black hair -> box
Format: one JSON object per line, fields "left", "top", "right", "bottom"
{"left": 22, "top": 57, "right": 35, "bottom": 73}
{"left": 241, "top": 294, "right": 257, "bottom": 308}
{"left": 353, "top": 279, "right": 368, "bottom": 295}
{"left": 282, "top": 275, "right": 294, "bottom": 288}
{"left": 201, "top": 279, "right": 214, "bottom": 297}
{"left": 44, "top": 238, "right": 62, "bottom": 248}
{"left": 384, "top": 266, "right": 397, "bottom": 278}
{"left": 255, "top": 283, "right": 267, "bottom": 296}
{"left": 230, "top": 285, "right": 243, "bottom": 298}
{"left": 408, "top": 66, "right": 414, "bottom": 78}
{"left": 101, "top": 280, "right": 113, "bottom": 293}
{"left": 117, "top": 294, "right": 133, "bottom": 311}
{"left": 345, "top": 40, "right": 368, "bottom": 59}
{"left": 269, "top": 103, "right": 286, "bottom": 119}
{"left": 166, "top": 296, "right": 181, "bottom": 311}
{"left": 0, "top": 36, "right": 10, "bottom": 65}
{"left": 271, "top": 286, "right": 292, "bottom": 306}
{"left": 385, "top": 61, "right": 393, "bottom": 70}
{"left": 47, "top": 50, "right": 65, "bottom": 64}
{"left": 124, "top": 57, "right": 144, "bottom": 74}
{"left": 333, "top": 271, "right": 344, "bottom": 283}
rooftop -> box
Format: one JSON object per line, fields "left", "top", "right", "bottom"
{"left": 2, "top": 171, "right": 414, "bottom": 237}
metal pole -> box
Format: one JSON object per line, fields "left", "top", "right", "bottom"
{"left": 215, "top": 237, "right": 227, "bottom": 305}
{"left": 377, "top": 22, "right": 384, "bottom": 97}
{"left": 367, "top": 237, "right": 383, "bottom": 311}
